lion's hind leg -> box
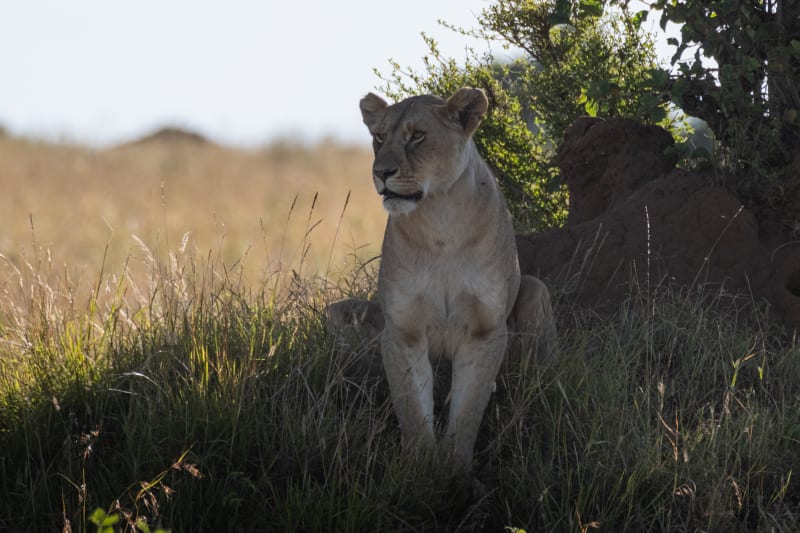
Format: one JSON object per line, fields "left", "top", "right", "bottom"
{"left": 325, "top": 298, "right": 384, "bottom": 342}
{"left": 509, "top": 275, "right": 557, "bottom": 360}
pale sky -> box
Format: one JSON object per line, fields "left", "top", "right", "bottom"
{"left": 0, "top": 1, "right": 677, "bottom": 148}
{"left": 0, "top": 0, "right": 508, "bottom": 147}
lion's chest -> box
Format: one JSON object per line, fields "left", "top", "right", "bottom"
{"left": 379, "top": 253, "right": 510, "bottom": 360}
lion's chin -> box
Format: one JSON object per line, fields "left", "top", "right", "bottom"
{"left": 381, "top": 190, "right": 423, "bottom": 215}
{"left": 382, "top": 197, "right": 420, "bottom": 215}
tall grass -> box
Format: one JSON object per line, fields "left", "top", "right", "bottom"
{"left": 1, "top": 224, "right": 798, "bottom": 531}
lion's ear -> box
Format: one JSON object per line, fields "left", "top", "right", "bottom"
{"left": 360, "top": 93, "right": 388, "bottom": 130}
{"left": 442, "top": 87, "right": 488, "bottom": 137}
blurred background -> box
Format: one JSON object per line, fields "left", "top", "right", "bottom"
{"left": 0, "top": 0, "right": 502, "bottom": 291}
{"left": 0, "top": 0, "right": 679, "bottom": 292}
{"left": 0, "top": 0, "right": 499, "bottom": 146}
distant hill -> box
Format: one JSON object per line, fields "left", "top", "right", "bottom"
{"left": 123, "top": 126, "right": 211, "bottom": 147}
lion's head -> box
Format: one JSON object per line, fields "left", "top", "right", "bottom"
{"left": 359, "top": 88, "right": 489, "bottom": 215}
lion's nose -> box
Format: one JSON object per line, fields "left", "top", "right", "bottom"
{"left": 373, "top": 167, "right": 399, "bottom": 183}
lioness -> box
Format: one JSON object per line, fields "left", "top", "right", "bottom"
{"left": 356, "top": 87, "right": 555, "bottom": 473}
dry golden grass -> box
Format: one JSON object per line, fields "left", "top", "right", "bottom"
{"left": 0, "top": 132, "right": 385, "bottom": 292}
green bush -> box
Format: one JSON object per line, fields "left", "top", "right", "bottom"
{"left": 383, "top": 0, "right": 800, "bottom": 228}
{"left": 628, "top": 0, "right": 800, "bottom": 217}
{"left": 379, "top": 0, "right": 663, "bottom": 231}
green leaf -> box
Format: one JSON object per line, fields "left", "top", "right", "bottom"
{"left": 578, "top": 0, "right": 604, "bottom": 18}
{"left": 745, "top": 56, "right": 761, "bottom": 71}
{"left": 584, "top": 98, "right": 599, "bottom": 117}
{"left": 718, "top": 0, "right": 737, "bottom": 15}
{"left": 632, "top": 9, "right": 649, "bottom": 27}
{"left": 638, "top": 93, "right": 659, "bottom": 116}
{"left": 646, "top": 68, "right": 669, "bottom": 90}
{"left": 790, "top": 39, "right": 800, "bottom": 58}
{"left": 548, "top": 0, "right": 572, "bottom": 25}
{"left": 89, "top": 508, "right": 119, "bottom": 533}
{"left": 671, "top": 44, "right": 687, "bottom": 65}
{"left": 670, "top": 77, "right": 689, "bottom": 104}
{"left": 597, "top": 79, "right": 611, "bottom": 97}
{"left": 89, "top": 509, "right": 107, "bottom": 526}
{"left": 720, "top": 63, "right": 736, "bottom": 82}
{"left": 649, "top": 105, "right": 667, "bottom": 123}
{"left": 659, "top": 11, "right": 669, "bottom": 31}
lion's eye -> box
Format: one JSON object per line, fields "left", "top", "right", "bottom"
{"left": 410, "top": 131, "right": 426, "bottom": 143}
{"left": 374, "top": 133, "right": 385, "bottom": 144}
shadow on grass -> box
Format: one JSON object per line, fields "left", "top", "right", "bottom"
{"left": 1, "top": 238, "right": 798, "bottom": 531}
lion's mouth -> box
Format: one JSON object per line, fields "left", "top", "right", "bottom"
{"left": 382, "top": 190, "right": 424, "bottom": 202}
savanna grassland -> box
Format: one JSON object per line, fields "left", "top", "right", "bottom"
{"left": 1, "top": 130, "right": 799, "bottom": 532}
{"left": 0, "top": 131, "right": 385, "bottom": 290}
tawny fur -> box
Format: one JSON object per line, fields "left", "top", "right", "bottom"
{"left": 331, "top": 87, "right": 557, "bottom": 473}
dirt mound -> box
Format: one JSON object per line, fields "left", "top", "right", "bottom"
{"left": 126, "top": 126, "right": 210, "bottom": 146}
{"left": 517, "top": 117, "right": 800, "bottom": 330}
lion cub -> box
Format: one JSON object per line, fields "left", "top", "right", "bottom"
{"left": 359, "top": 87, "right": 554, "bottom": 473}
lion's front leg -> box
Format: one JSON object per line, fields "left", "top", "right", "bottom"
{"left": 445, "top": 327, "right": 507, "bottom": 472}
{"left": 381, "top": 330, "right": 435, "bottom": 449}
